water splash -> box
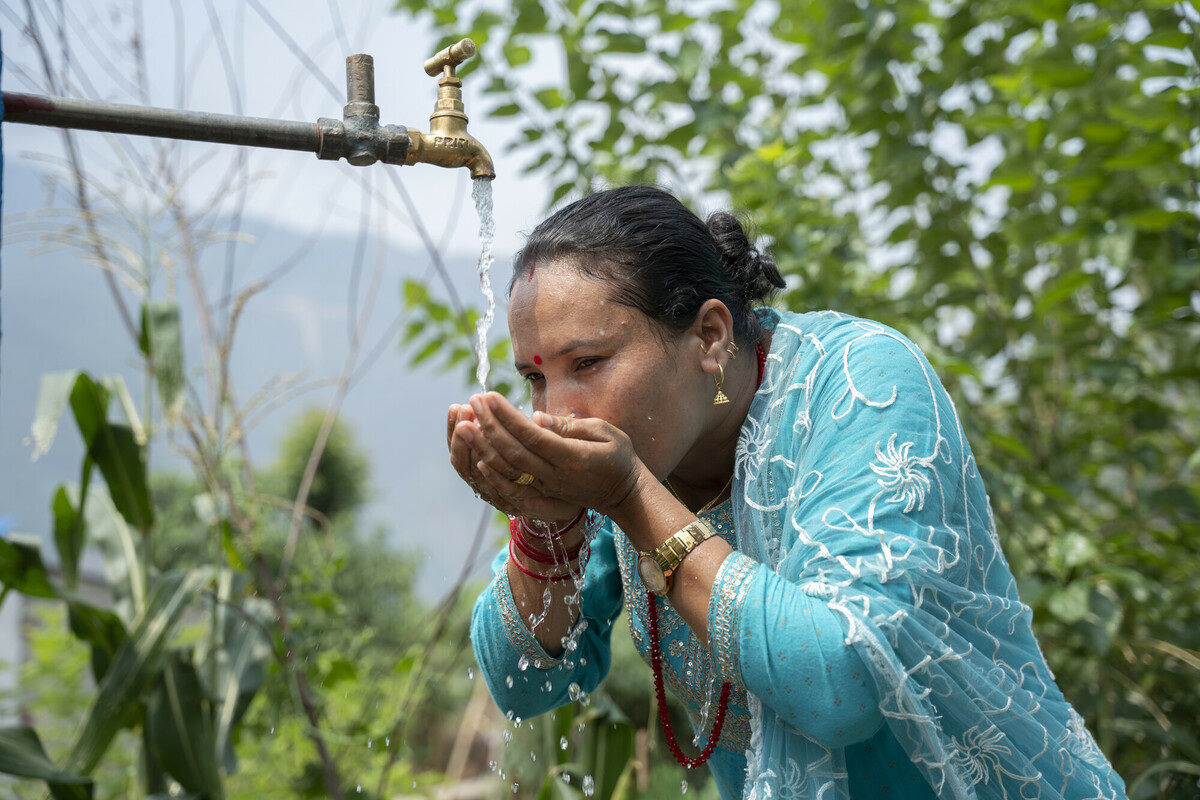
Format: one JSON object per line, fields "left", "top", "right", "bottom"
{"left": 472, "top": 178, "right": 496, "bottom": 388}
{"left": 582, "top": 775, "right": 595, "bottom": 796}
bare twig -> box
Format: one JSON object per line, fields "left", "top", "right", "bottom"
{"left": 375, "top": 505, "right": 493, "bottom": 798}
{"left": 21, "top": 0, "right": 140, "bottom": 343}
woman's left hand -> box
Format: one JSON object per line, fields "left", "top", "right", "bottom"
{"left": 463, "top": 392, "right": 645, "bottom": 517}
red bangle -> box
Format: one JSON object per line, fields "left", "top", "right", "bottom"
{"left": 508, "top": 538, "right": 583, "bottom": 582}
{"left": 519, "top": 509, "right": 586, "bottom": 541}
{"left": 510, "top": 518, "right": 586, "bottom": 563}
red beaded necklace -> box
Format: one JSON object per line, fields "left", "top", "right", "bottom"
{"left": 648, "top": 341, "right": 766, "bottom": 768}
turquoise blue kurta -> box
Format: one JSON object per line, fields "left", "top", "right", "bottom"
{"left": 471, "top": 309, "right": 1127, "bottom": 800}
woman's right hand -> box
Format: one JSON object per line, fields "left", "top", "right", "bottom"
{"left": 446, "top": 402, "right": 583, "bottom": 527}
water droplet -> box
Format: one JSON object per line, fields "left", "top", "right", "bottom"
{"left": 511, "top": 782, "right": 519, "bottom": 793}
{"left": 489, "top": 760, "right": 498, "bottom": 772}
{"left": 560, "top": 736, "right": 569, "bottom": 750}
{"left": 386, "top": 737, "right": 390, "bottom": 747}
{"left": 367, "top": 739, "right": 372, "bottom": 748}
{"left": 568, "top": 682, "right": 582, "bottom": 701}
{"left": 544, "top": 680, "right": 553, "bottom": 691}
{"left": 467, "top": 667, "right": 474, "bottom": 679}
{"left": 269, "top": 727, "right": 274, "bottom": 735}
{"left": 503, "top": 730, "right": 513, "bottom": 743}
{"left": 681, "top": 780, "right": 689, "bottom": 794}
{"left": 583, "top": 774, "right": 595, "bottom": 796}
{"left": 517, "top": 654, "right": 530, "bottom": 671}
{"left": 563, "top": 773, "right": 572, "bottom": 784}
{"left": 569, "top": 412, "right": 577, "bottom": 418}
{"left": 356, "top": 785, "right": 362, "bottom": 793}
{"left": 506, "top": 675, "right": 514, "bottom": 688}
{"left": 530, "top": 751, "right": 537, "bottom": 762}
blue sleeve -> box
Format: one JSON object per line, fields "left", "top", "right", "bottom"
{"left": 709, "top": 554, "right": 883, "bottom": 747}
{"left": 469, "top": 521, "right": 624, "bottom": 719}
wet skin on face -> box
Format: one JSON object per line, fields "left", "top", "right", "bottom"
{"left": 508, "top": 262, "right": 716, "bottom": 484}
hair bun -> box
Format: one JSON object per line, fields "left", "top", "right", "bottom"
{"left": 706, "top": 211, "right": 786, "bottom": 303}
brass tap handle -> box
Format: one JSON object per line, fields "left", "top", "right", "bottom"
{"left": 423, "top": 38, "right": 477, "bottom": 77}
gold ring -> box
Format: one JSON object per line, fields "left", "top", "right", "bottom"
{"left": 515, "top": 472, "right": 535, "bottom": 486}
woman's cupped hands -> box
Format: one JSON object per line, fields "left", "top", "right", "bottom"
{"left": 446, "top": 392, "right": 642, "bottom": 524}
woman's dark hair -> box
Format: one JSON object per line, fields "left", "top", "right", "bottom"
{"left": 510, "top": 186, "right": 785, "bottom": 343}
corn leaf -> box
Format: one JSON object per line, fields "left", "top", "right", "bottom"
{"left": 0, "top": 725, "right": 93, "bottom": 800}
{"left": 142, "top": 302, "right": 185, "bottom": 423}
{"left": 146, "top": 652, "right": 223, "bottom": 799}
{"left": 64, "top": 568, "right": 211, "bottom": 776}
{"left": 0, "top": 534, "right": 57, "bottom": 602}
{"left": 29, "top": 370, "right": 82, "bottom": 460}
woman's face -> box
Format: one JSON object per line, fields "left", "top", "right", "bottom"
{"left": 508, "top": 262, "right": 711, "bottom": 480}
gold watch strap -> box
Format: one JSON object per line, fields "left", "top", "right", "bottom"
{"left": 652, "top": 519, "right": 717, "bottom": 574}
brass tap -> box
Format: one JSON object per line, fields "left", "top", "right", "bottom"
{"left": 315, "top": 39, "right": 494, "bottom": 180}
{"left": 404, "top": 39, "right": 495, "bottom": 180}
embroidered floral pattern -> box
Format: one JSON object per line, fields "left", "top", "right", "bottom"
{"left": 870, "top": 433, "right": 935, "bottom": 513}
{"left": 952, "top": 725, "right": 1013, "bottom": 787}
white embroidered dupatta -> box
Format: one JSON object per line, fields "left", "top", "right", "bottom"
{"left": 732, "top": 310, "right": 1125, "bottom": 800}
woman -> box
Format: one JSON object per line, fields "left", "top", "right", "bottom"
{"left": 448, "top": 186, "right": 1126, "bottom": 799}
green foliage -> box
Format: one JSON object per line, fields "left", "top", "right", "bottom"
{"left": 401, "top": 278, "right": 521, "bottom": 399}
{"left": 1, "top": 361, "right": 272, "bottom": 799}
{"left": 397, "top": 0, "right": 1200, "bottom": 794}
{"left": 272, "top": 407, "right": 371, "bottom": 522}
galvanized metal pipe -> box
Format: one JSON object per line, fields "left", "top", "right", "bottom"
{"left": 2, "top": 92, "right": 319, "bottom": 153}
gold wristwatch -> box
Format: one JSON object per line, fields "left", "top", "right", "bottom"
{"left": 637, "top": 519, "right": 717, "bottom": 596}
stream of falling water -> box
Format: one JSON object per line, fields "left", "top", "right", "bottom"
{"left": 472, "top": 178, "right": 496, "bottom": 388}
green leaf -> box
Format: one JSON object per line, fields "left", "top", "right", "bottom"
{"left": 99, "top": 375, "right": 146, "bottom": 445}
{"left": 29, "top": 370, "right": 82, "bottom": 459}
{"left": 66, "top": 600, "right": 128, "bottom": 685}
{"left": 535, "top": 87, "right": 566, "bottom": 109}
{"left": 1047, "top": 581, "right": 1090, "bottom": 624}
{"left": 0, "top": 726, "right": 93, "bottom": 800}
{"left": 67, "top": 373, "right": 110, "bottom": 446}
{"left": 65, "top": 568, "right": 211, "bottom": 776}
{"left": 1120, "top": 208, "right": 1186, "bottom": 232}
{"left": 1035, "top": 270, "right": 1092, "bottom": 314}
{"left": 86, "top": 421, "right": 154, "bottom": 534}
{"left": 142, "top": 301, "right": 185, "bottom": 423}
{"left": 83, "top": 486, "right": 147, "bottom": 622}
{"left": 412, "top": 338, "right": 444, "bottom": 365}
{"left": 325, "top": 658, "right": 358, "bottom": 687}
{"left": 403, "top": 279, "right": 429, "bottom": 308}
{"left": 146, "top": 652, "right": 223, "bottom": 798}
{"left": 204, "top": 572, "right": 271, "bottom": 774}
{"left": 52, "top": 485, "right": 85, "bottom": 589}
{"left": 0, "top": 534, "right": 57, "bottom": 600}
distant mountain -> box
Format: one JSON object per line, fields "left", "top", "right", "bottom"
{"left": 1, "top": 160, "right": 509, "bottom": 597}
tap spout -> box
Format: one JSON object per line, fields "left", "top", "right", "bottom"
{"left": 404, "top": 128, "right": 494, "bottom": 180}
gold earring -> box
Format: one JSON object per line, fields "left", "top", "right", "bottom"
{"left": 713, "top": 364, "right": 730, "bottom": 405}
{"left": 700, "top": 342, "right": 712, "bottom": 355}
{"left": 726, "top": 339, "right": 739, "bottom": 359}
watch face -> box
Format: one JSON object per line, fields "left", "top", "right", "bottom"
{"left": 637, "top": 555, "right": 668, "bottom": 594}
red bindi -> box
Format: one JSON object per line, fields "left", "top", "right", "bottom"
{"left": 533, "top": 355, "right": 543, "bottom": 365}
